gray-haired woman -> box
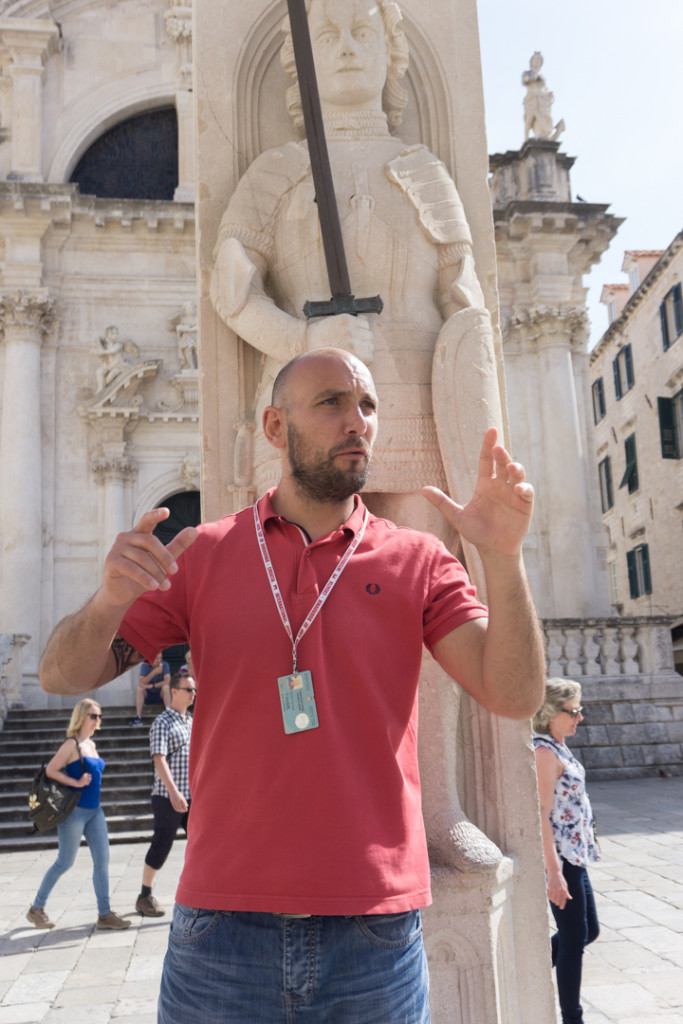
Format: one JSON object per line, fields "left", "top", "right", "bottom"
{"left": 533, "top": 678, "right": 600, "bottom": 1024}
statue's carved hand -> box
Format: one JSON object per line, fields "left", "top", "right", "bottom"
{"left": 306, "top": 314, "right": 374, "bottom": 365}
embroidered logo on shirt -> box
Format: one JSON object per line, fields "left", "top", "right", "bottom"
{"left": 365, "top": 583, "right": 381, "bottom": 596}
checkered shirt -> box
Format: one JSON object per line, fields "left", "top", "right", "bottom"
{"left": 150, "top": 707, "right": 192, "bottom": 799}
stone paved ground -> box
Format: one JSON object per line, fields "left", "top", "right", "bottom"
{"left": 0, "top": 776, "right": 682, "bottom": 1023}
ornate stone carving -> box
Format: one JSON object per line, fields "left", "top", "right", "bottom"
{"left": 91, "top": 453, "right": 138, "bottom": 484}
{"left": 169, "top": 301, "right": 198, "bottom": 371}
{"left": 180, "top": 453, "right": 200, "bottom": 490}
{"left": 508, "top": 304, "right": 588, "bottom": 351}
{"left": 0, "top": 290, "right": 56, "bottom": 341}
{"left": 165, "top": 2, "right": 193, "bottom": 77}
{"left": 91, "top": 326, "right": 141, "bottom": 394}
{"left": 522, "top": 52, "right": 564, "bottom": 142}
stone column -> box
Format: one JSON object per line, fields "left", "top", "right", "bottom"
{"left": 508, "top": 304, "right": 602, "bottom": 617}
{"left": 0, "top": 20, "right": 60, "bottom": 182}
{"left": 0, "top": 291, "right": 56, "bottom": 680}
{"left": 91, "top": 452, "right": 139, "bottom": 555}
{"left": 165, "top": 3, "right": 195, "bottom": 202}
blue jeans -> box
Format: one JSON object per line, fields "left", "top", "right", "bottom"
{"left": 550, "top": 860, "right": 600, "bottom": 1024}
{"left": 34, "top": 805, "right": 111, "bottom": 917}
{"left": 158, "top": 907, "right": 430, "bottom": 1023}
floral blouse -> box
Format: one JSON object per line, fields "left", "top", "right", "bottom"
{"left": 533, "top": 733, "right": 600, "bottom": 866}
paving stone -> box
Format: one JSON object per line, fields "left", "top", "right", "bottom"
{"left": 583, "top": 981, "right": 664, "bottom": 1016}
{"left": 3, "top": 972, "right": 70, "bottom": 1006}
{"left": 0, "top": 1003, "right": 51, "bottom": 1024}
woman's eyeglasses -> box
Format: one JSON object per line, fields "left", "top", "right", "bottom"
{"left": 89, "top": 712, "right": 102, "bottom": 720}
{"left": 561, "top": 707, "right": 582, "bottom": 720}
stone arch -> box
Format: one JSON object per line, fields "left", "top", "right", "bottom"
{"left": 134, "top": 469, "right": 200, "bottom": 526}
{"left": 48, "top": 86, "right": 178, "bottom": 185}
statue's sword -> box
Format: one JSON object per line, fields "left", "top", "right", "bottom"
{"left": 285, "top": 0, "right": 383, "bottom": 319}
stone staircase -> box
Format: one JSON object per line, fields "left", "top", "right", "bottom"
{"left": 0, "top": 705, "right": 162, "bottom": 852}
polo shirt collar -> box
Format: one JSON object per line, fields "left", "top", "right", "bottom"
{"left": 258, "top": 489, "right": 367, "bottom": 539}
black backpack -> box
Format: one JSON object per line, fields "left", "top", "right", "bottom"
{"left": 28, "top": 739, "right": 85, "bottom": 832}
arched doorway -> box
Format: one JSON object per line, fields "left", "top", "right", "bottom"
{"left": 70, "top": 107, "right": 178, "bottom": 200}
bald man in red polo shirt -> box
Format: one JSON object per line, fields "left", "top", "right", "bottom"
{"left": 39, "top": 348, "right": 544, "bottom": 1024}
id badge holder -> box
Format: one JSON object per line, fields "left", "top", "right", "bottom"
{"left": 278, "top": 670, "right": 319, "bottom": 734}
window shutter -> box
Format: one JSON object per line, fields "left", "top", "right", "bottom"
{"left": 605, "top": 456, "right": 613, "bottom": 508}
{"left": 613, "top": 357, "right": 622, "bottom": 399}
{"left": 658, "top": 397, "right": 678, "bottom": 458}
{"left": 661, "top": 303, "right": 670, "bottom": 349}
{"left": 674, "top": 283, "right": 683, "bottom": 336}
{"left": 626, "top": 550, "right": 638, "bottom": 599}
{"left": 624, "top": 344, "right": 634, "bottom": 389}
{"left": 640, "top": 544, "right": 652, "bottom": 595}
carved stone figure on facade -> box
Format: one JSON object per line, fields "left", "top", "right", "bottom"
{"left": 210, "top": 0, "right": 506, "bottom": 871}
{"left": 92, "top": 326, "right": 140, "bottom": 393}
{"left": 169, "top": 301, "right": 198, "bottom": 371}
{"left": 522, "top": 51, "right": 564, "bottom": 142}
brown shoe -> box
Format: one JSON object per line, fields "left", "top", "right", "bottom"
{"left": 26, "top": 905, "right": 54, "bottom": 929}
{"left": 136, "top": 893, "right": 165, "bottom": 917}
{"left": 96, "top": 911, "right": 131, "bottom": 930}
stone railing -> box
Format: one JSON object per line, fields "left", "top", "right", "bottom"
{"left": 543, "top": 617, "right": 683, "bottom": 778}
{"left": 542, "top": 616, "right": 677, "bottom": 681}
{"left": 0, "top": 633, "right": 28, "bottom": 727}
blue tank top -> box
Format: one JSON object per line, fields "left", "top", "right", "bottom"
{"left": 64, "top": 754, "right": 106, "bottom": 809}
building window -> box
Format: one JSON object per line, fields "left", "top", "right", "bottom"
{"left": 618, "top": 433, "right": 639, "bottom": 493}
{"left": 629, "top": 266, "right": 640, "bottom": 292}
{"left": 626, "top": 543, "right": 652, "bottom": 599}
{"left": 612, "top": 343, "right": 634, "bottom": 399}
{"left": 70, "top": 107, "right": 178, "bottom": 201}
{"left": 660, "top": 283, "right": 683, "bottom": 350}
{"left": 591, "top": 377, "right": 606, "bottom": 423}
{"left": 658, "top": 393, "right": 683, "bottom": 459}
{"left": 598, "top": 455, "right": 613, "bottom": 512}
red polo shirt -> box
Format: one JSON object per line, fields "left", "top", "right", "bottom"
{"left": 119, "top": 492, "right": 488, "bottom": 914}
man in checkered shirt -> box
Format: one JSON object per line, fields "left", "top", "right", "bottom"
{"left": 135, "top": 670, "right": 195, "bottom": 917}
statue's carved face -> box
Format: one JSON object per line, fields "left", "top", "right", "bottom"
{"left": 308, "top": 0, "right": 389, "bottom": 111}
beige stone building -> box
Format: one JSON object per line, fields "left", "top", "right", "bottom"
{"left": 590, "top": 236, "right": 683, "bottom": 670}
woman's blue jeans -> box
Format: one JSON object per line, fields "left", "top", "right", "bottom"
{"left": 158, "top": 907, "right": 430, "bottom": 1023}
{"left": 34, "top": 805, "right": 111, "bottom": 917}
{"left": 550, "top": 859, "right": 600, "bottom": 1024}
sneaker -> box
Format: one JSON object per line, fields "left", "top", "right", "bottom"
{"left": 96, "top": 911, "right": 131, "bottom": 930}
{"left": 129, "top": 716, "right": 143, "bottom": 726}
{"left": 26, "top": 905, "right": 54, "bottom": 929}
{"left": 136, "top": 893, "right": 165, "bottom": 917}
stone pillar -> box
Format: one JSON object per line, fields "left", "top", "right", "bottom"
{"left": 91, "top": 452, "right": 138, "bottom": 554}
{"left": 165, "top": 2, "right": 195, "bottom": 202}
{"left": 507, "top": 304, "right": 603, "bottom": 617}
{"left": 0, "top": 20, "right": 60, "bottom": 182}
{"left": 0, "top": 291, "right": 56, "bottom": 681}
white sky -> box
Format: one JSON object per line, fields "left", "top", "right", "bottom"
{"left": 476, "top": 0, "right": 683, "bottom": 348}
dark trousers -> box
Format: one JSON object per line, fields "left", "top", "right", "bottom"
{"left": 550, "top": 859, "right": 600, "bottom": 1024}
{"left": 145, "top": 795, "right": 190, "bottom": 872}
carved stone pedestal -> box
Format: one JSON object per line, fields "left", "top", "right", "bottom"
{"left": 425, "top": 861, "right": 525, "bottom": 1024}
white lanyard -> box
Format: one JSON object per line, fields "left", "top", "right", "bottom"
{"left": 253, "top": 502, "right": 369, "bottom": 673}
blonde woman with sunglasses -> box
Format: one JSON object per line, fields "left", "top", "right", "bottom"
{"left": 26, "top": 698, "right": 130, "bottom": 931}
{"left": 533, "top": 679, "right": 600, "bottom": 1024}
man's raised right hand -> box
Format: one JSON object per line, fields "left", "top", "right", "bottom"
{"left": 102, "top": 508, "right": 198, "bottom": 610}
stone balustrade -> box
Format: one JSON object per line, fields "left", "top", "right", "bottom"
{"left": 543, "top": 617, "right": 683, "bottom": 778}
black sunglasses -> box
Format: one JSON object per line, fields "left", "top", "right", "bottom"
{"left": 89, "top": 712, "right": 102, "bottom": 720}
{"left": 561, "top": 707, "right": 582, "bottom": 720}
{"left": 178, "top": 687, "right": 197, "bottom": 694}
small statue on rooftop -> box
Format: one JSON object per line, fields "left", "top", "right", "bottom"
{"left": 522, "top": 51, "right": 565, "bottom": 141}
